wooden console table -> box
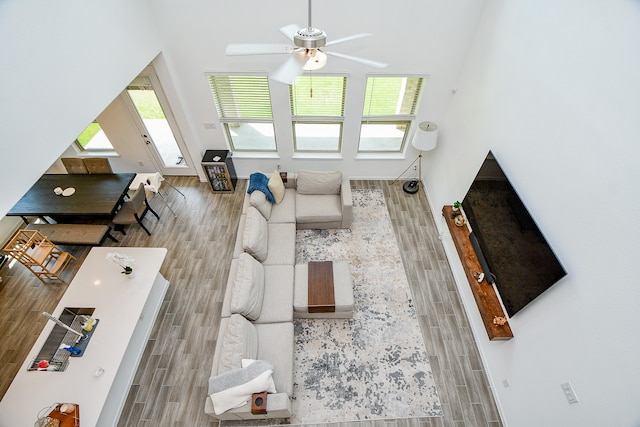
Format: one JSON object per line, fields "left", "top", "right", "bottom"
{"left": 443, "top": 206, "right": 513, "bottom": 341}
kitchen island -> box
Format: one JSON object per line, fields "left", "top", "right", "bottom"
{"left": 0, "top": 247, "right": 169, "bottom": 427}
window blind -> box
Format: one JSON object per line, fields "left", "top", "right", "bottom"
{"left": 363, "top": 77, "right": 424, "bottom": 116}
{"left": 208, "top": 75, "right": 272, "bottom": 119}
{"left": 290, "top": 76, "right": 346, "bottom": 117}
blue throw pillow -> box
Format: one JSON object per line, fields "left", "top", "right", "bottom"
{"left": 247, "top": 173, "right": 275, "bottom": 203}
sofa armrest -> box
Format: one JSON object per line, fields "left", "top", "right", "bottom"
{"left": 205, "top": 392, "right": 292, "bottom": 420}
{"left": 340, "top": 175, "right": 353, "bottom": 228}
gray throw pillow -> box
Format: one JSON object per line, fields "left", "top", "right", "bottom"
{"left": 218, "top": 314, "right": 259, "bottom": 373}
{"left": 250, "top": 190, "right": 272, "bottom": 220}
{"left": 230, "top": 253, "right": 265, "bottom": 320}
{"left": 242, "top": 207, "right": 268, "bottom": 262}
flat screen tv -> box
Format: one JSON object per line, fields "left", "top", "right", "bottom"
{"left": 462, "top": 151, "right": 566, "bottom": 316}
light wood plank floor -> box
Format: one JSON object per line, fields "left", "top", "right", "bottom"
{"left": 0, "top": 178, "right": 502, "bottom": 427}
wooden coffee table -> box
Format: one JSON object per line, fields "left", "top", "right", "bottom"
{"left": 307, "top": 261, "right": 335, "bottom": 313}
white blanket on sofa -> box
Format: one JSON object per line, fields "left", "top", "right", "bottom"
{"left": 209, "top": 359, "right": 276, "bottom": 415}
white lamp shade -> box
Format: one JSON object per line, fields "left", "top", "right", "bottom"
{"left": 412, "top": 121, "right": 438, "bottom": 151}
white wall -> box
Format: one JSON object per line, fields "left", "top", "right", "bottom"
{"left": 427, "top": 0, "right": 640, "bottom": 426}
{"left": 0, "top": 0, "right": 162, "bottom": 217}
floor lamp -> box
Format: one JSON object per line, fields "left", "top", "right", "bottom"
{"left": 400, "top": 121, "right": 438, "bottom": 194}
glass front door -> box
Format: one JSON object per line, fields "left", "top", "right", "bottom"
{"left": 124, "top": 67, "right": 195, "bottom": 175}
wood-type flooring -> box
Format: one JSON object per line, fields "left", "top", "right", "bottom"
{"left": 0, "top": 177, "right": 502, "bottom": 427}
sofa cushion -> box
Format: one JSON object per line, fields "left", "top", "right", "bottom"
{"left": 254, "top": 265, "right": 294, "bottom": 323}
{"left": 268, "top": 170, "right": 286, "bottom": 203}
{"left": 295, "top": 194, "right": 343, "bottom": 223}
{"left": 242, "top": 207, "right": 269, "bottom": 262}
{"left": 231, "top": 253, "right": 265, "bottom": 320}
{"left": 254, "top": 322, "right": 295, "bottom": 396}
{"left": 263, "top": 223, "right": 296, "bottom": 265}
{"left": 249, "top": 190, "right": 272, "bottom": 220}
{"left": 218, "top": 314, "right": 259, "bottom": 373}
{"left": 297, "top": 170, "right": 342, "bottom": 195}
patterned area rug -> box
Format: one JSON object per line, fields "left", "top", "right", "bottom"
{"left": 291, "top": 189, "right": 442, "bottom": 424}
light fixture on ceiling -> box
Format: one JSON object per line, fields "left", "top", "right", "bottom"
{"left": 302, "top": 49, "right": 327, "bottom": 71}
{"left": 395, "top": 121, "right": 438, "bottom": 194}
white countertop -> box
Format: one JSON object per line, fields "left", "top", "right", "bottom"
{"left": 0, "top": 247, "right": 168, "bottom": 427}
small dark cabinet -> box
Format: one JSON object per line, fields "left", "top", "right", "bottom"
{"left": 201, "top": 150, "right": 237, "bottom": 192}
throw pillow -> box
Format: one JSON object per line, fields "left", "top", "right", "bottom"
{"left": 296, "top": 170, "right": 342, "bottom": 195}
{"left": 230, "top": 253, "right": 265, "bottom": 321}
{"left": 217, "top": 314, "right": 259, "bottom": 373}
{"left": 268, "top": 170, "right": 286, "bottom": 204}
{"left": 242, "top": 207, "right": 269, "bottom": 262}
{"left": 249, "top": 190, "right": 272, "bottom": 220}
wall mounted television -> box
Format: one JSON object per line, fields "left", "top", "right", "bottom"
{"left": 462, "top": 151, "right": 566, "bottom": 316}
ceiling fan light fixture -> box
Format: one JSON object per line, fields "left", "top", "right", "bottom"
{"left": 294, "top": 27, "right": 327, "bottom": 49}
{"left": 302, "top": 49, "right": 327, "bottom": 71}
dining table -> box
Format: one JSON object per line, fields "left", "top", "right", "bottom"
{"left": 7, "top": 173, "right": 136, "bottom": 223}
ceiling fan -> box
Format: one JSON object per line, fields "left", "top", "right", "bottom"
{"left": 225, "top": 0, "right": 388, "bottom": 84}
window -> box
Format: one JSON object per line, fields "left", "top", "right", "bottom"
{"left": 359, "top": 76, "right": 424, "bottom": 153}
{"left": 290, "top": 75, "right": 346, "bottom": 153}
{"left": 74, "top": 121, "right": 115, "bottom": 151}
{"left": 207, "top": 75, "right": 276, "bottom": 152}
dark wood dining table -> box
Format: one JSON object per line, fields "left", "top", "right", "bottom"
{"left": 7, "top": 173, "right": 136, "bottom": 222}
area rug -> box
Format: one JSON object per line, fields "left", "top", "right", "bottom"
{"left": 290, "top": 189, "right": 442, "bottom": 424}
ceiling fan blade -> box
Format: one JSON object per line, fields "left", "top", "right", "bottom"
{"left": 325, "top": 33, "right": 372, "bottom": 47}
{"left": 270, "top": 53, "right": 306, "bottom": 85}
{"left": 325, "top": 51, "right": 389, "bottom": 68}
{"left": 279, "top": 24, "right": 300, "bottom": 42}
{"left": 226, "top": 44, "right": 294, "bottom": 56}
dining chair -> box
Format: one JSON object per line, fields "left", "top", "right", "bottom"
{"left": 129, "top": 172, "right": 186, "bottom": 218}
{"left": 61, "top": 158, "right": 88, "bottom": 174}
{"left": 112, "top": 182, "right": 160, "bottom": 236}
{"left": 84, "top": 157, "right": 113, "bottom": 174}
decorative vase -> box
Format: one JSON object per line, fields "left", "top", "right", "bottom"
{"left": 123, "top": 268, "right": 136, "bottom": 279}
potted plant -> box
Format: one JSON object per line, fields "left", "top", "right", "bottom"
{"left": 453, "top": 201, "right": 462, "bottom": 211}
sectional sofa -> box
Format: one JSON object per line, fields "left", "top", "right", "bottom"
{"left": 204, "top": 170, "right": 352, "bottom": 420}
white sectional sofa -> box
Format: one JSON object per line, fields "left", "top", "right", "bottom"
{"left": 204, "top": 170, "right": 352, "bottom": 420}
